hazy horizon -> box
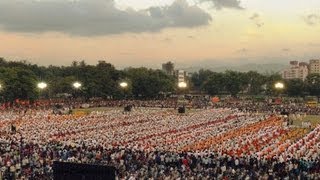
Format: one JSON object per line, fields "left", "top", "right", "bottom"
{"left": 1, "top": 0, "right": 320, "bottom": 67}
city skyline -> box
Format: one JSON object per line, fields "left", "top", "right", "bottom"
{"left": 1, "top": 0, "right": 320, "bottom": 68}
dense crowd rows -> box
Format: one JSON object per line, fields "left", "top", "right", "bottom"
{"left": 63, "top": 98, "right": 320, "bottom": 115}
{"left": 0, "top": 103, "right": 319, "bottom": 179}
{"left": 4, "top": 97, "right": 320, "bottom": 114}
{"left": 212, "top": 101, "right": 320, "bottom": 115}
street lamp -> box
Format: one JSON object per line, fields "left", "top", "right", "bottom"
{"left": 274, "top": 82, "right": 284, "bottom": 90}
{"left": 37, "top": 82, "right": 48, "bottom": 90}
{"left": 119, "top": 82, "right": 128, "bottom": 89}
{"left": 177, "top": 82, "right": 187, "bottom": 114}
{"left": 73, "top": 82, "right": 82, "bottom": 89}
{"left": 274, "top": 82, "right": 284, "bottom": 105}
{"left": 119, "top": 81, "right": 128, "bottom": 100}
{"left": 72, "top": 82, "right": 82, "bottom": 100}
{"left": 37, "top": 82, "right": 48, "bottom": 99}
{"left": 119, "top": 81, "right": 130, "bottom": 112}
{"left": 178, "top": 82, "right": 187, "bottom": 89}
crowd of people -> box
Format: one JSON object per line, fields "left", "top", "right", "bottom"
{"left": 0, "top": 100, "right": 319, "bottom": 179}
{"left": 212, "top": 100, "right": 320, "bottom": 115}
{"left": 4, "top": 96, "right": 320, "bottom": 114}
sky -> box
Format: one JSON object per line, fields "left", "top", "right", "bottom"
{"left": 1, "top": 0, "right": 320, "bottom": 68}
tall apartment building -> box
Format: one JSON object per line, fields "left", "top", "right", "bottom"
{"left": 309, "top": 59, "right": 320, "bottom": 74}
{"left": 162, "top": 61, "right": 175, "bottom": 76}
{"left": 161, "top": 61, "right": 189, "bottom": 83}
{"left": 176, "top": 70, "right": 187, "bottom": 83}
{"left": 282, "top": 61, "right": 309, "bottom": 81}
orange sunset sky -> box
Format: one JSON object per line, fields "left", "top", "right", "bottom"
{"left": 1, "top": 0, "right": 320, "bottom": 68}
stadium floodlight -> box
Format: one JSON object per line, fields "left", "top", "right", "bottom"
{"left": 37, "top": 82, "right": 48, "bottom": 90}
{"left": 274, "top": 82, "right": 284, "bottom": 89}
{"left": 73, "top": 82, "right": 82, "bottom": 89}
{"left": 178, "top": 82, "right": 187, "bottom": 89}
{"left": 119, "top": 82, "right": 128, "bottom": 89}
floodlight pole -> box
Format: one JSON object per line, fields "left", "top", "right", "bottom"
{"left": 72, "top": 82, "right": 82, "bottom": 99}
{"left": 177, "top": 82, "right": 187, "bottom": 109}
{"left": 37, "top": 82, "right": 48, "bottom": 99}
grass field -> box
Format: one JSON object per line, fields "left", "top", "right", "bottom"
{"left": 72, "top": 107, "right": 122, "bottom": 114}
{"left": 301, "top": 115, "right": 320, "bottom": 126}
{"left": 291, "top": 115, "right": 320, "bottom": 127}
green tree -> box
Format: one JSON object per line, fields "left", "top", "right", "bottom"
{"left": 125, "top": 68, "right": 175, "bottom": 99}
{"left": 191, "top": 69, "right": 214, "bottom": 91}
{"left": 245, "top": 71, "right": 266, "bottom": 95}
{"left": 50, "top": 76, "right": 77, "bottom": 96}
{"left": 305, "top": 74, "right": 320, "bottom": 96}
{"left": 0, "top": 67, "right": 38, "bottom": 102}
{"left": 224, "top": 71, "right": 243, "bottom": 97}
{"left": 286, "top": 79, "right": 305, "bottom": 97}
{"left": 264, "top": 73, "right": 283, "bottom": 95}
{"left": 202, "top": 72, "right": 224, "bottom": 95}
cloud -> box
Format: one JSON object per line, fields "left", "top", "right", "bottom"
{"left": 245, "top": 31, "right": 263, "bottom": 38}
{"left": 200, "top": 0, "right": 244, "bottom": 10}
{"left": 0, "top": 0, "right": 212, "bottom": 36}
{"left": 119, "top": 52, "right": 135, "bottom": 56}
{"left": 249, "top": 13, "right": 259, "bottom": 20}
{"left": 308, "top": 42, "right": 320, "bottom": 47}
{"left": 236, "top": 48, "right": 248, "bottom": 53}
{"left": 303, "top": 13, "right": 320, "bottom": 26}
{"left": 249, "top": 13, "right": 264, "bottom": 28}
{"left": 162, "top": 37, "right": 173, "bottom": 43}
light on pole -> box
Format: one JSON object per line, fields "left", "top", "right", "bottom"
{"left": 177, "top": 82, "right": 187, "bottom": 113}
{"left": 119, "top": 81, "right": 128, "bottom": 100}
{"left": 72, "top": 81, "right": 82, "bottom": 99}
{"left": 73, "top": 82, "right": 82, "bottom": 89}
{"left": 119, "top": 81, "right": 131, "bottom": 112}
{"left": 37, "top": 82, "right": 48, "bottom": 90}
{"left": 119, "top": 82, "right": 128, "bottom": 89}
{"left": 274, "top": 82, "right": 284, "bottom": 90}
{"left": 178, "top": 82, "right": 187, "bottom": 89}
{"left": 274, "top": 82, "right": 284, "bottom": 104}
{"left": 37, "top": 82, "right": 48, "bottom": 99}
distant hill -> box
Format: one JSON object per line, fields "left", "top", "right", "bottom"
{"left": 180, "top": 63, "right": 288, "bottom": 74}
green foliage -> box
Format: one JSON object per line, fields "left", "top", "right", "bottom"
{"left": 285, "top": 79, "right": 305, "bottom": 97}
{"left": 305, "top": 74, "right": 320, "bottom": 96}
{"left": 0, "top": 67, "right": 38, "bottom": 102}
{"left": 264, "top": 74, "right": 283, "bottom": 95}
{"left": 201, "top": 72, "right": 224, "bottom": 95}
{"left": 0, "top": 58, "right": 177, "bottom": 101}
{"left": 125, "top": 68, "right": 175, "bottom": 99}
{"left": 223, "top": 71, "right": 244, "bottom": 97}
{"left": 193, "top": 70, "right": 272, "bottom": 97}
{"left": 0, "top": 58, "right": 316, "bottom": 100}
{"left": 191, "top": 69, "right": 213, "bottom": 91}
{"left": 245, "top": 71, "right": 266, "bottom": 95}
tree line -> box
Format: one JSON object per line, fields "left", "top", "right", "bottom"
{"left": 191, "top": 69, "right": 320, "bottom": 97}
{"left": 0, "top": 57, "right": 319, "bottom": 102}
{"left": 0, "top": 58, "right": 175, "bottom": 102}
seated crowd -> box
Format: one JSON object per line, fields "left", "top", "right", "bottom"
{"left": 0, "top": 101, "right": 319, "bottom": 179}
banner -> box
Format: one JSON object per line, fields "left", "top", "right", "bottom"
{"left": 212, "top": 97, "right": 220, "bottom": 103}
